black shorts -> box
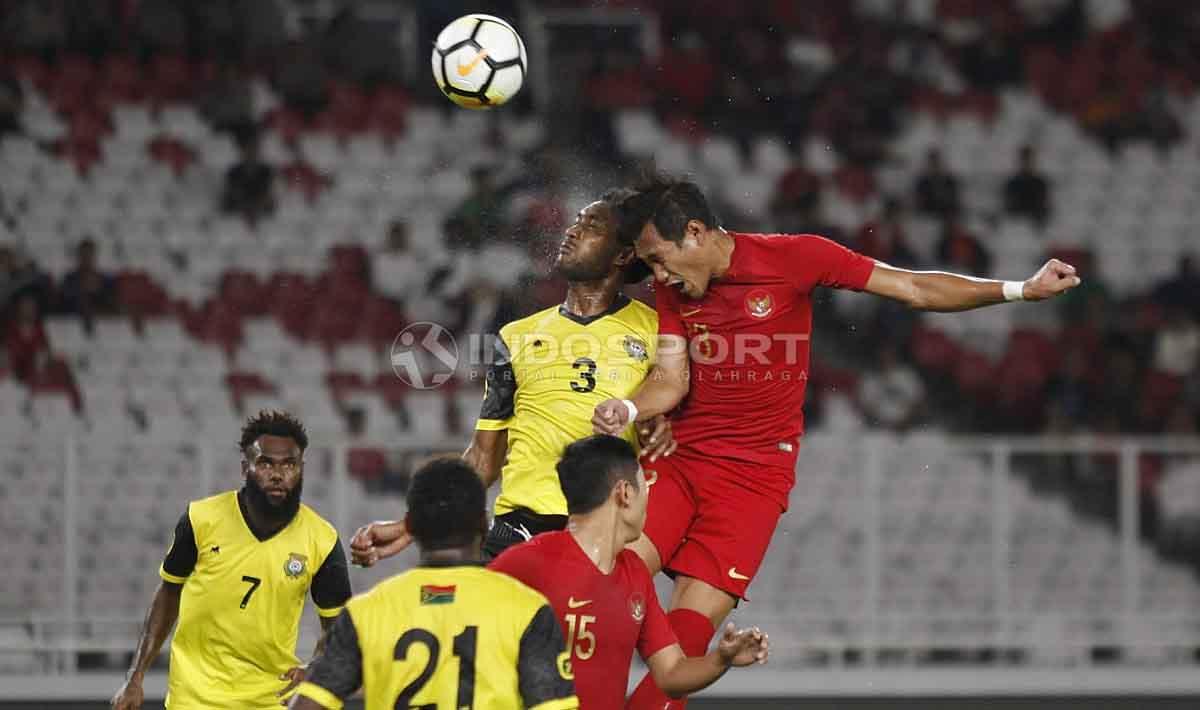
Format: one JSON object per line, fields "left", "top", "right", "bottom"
{"left": 482, "top": 509, "right": 567, "bottom": 562}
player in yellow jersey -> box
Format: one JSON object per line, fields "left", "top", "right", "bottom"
{"left": 111, "top": 411, "right": 352, "bottom": 710}
{"left": 350, "top": 189, "right": 678, "bottom": 565}
{"left": 289, "top": 457, "right": 577, "bottom": 710}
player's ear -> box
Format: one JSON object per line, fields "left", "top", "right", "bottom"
{"left": 614, "top": 246, "right": 636, "bottom": 269}
{"left": 684, "top": 219, "right": 706, "bottom": 244}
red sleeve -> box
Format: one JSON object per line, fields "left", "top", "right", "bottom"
{"left": 651, "top": 283, "right": 686, "bottom": 338}
{"left": 488, "top": 544, "right": 541, "bottom": 589}
{"left": 786, "top": 234, "right": 875, "bottom": 293}
{"left": 635, "top": 564, "right": 677, "bottom": 660}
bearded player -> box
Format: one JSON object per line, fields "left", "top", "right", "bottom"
{"left": 593, "top": 174, "right": 1081, "bottom": 709}
{"left": 490, "top": 435, "right": 768, "bottom": 709}
{"left": 351, "top": 189, "right": 675, "bottom": 565}
{"left": 111, "top": 411, "right": 352, "bottom": 710}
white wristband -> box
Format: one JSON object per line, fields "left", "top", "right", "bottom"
{"left": 1002, "top": 281, "right": 1025, "bottom": 302}
{"left": 620, "top": 399, "right": 639, "bottom": 424}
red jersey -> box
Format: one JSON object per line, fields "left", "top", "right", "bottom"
{"left": 655, "top": 232, "right": 875, "bottom": 498}
{"left": 489, "top": 531, "right": 676, "bottom": 710}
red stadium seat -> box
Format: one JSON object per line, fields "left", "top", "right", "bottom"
{"left": 910, "top": 326, "right": 961, "bottom": 373}
{"left": 347, "top": 447, "right": 387, "bottom": 481}
{"left": 219, "top": 270, "right": 267, "bottom": 317}
{"left": 225, "top": 371, "right": 277, "bottom": 410}
{"left": 29, "top": 358, "right": 82, "bottom": 412}
{"left": 116, "top": 272, "right": 170, "bottom": 317}
{"left": 281, "top": 160, "right": 331, "bottom": 203}
{"left": 268, "top": 107, "right": 309, "bottom": 145}
{"left": 373, "top": 371, "right": 409, "bottom": 408}
{"left": 368, "top": 85, "right": 410, "bottom": 141}
{"left": 99, "top": 55, "right": 143, "bottom": 102}
{"left": 953, "top": 350, "right": 995, "bottom": 397}
{"left": 326, "top": 371, "right": 366, "bottom": 401}
{"left": 149, "top": 54, "right": 194, "bottom": 102}
{"left": 358, "top": 297, "right": 406, "bottom": 347}
{"left": 147, "top": 134, "right": 198, "bottom": 177}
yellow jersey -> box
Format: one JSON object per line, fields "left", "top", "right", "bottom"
{"left": 477, "top": 295, "right": 658, "bottom": 516}
{"left": 159, "top": 490, "right": 351, "bottom": 709}
{"left": 294, "top": 562, "right": 577, "bottom": 710}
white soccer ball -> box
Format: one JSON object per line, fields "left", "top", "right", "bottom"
{"left": 431, "top": 14, "right": 527, "bottom": 110}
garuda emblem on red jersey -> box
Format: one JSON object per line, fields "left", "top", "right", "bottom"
{"left": 629, "top": 592, "right": 646, "bottom": 622}
{"left": 745, "top": 290, "right": 773, "bottom": 318}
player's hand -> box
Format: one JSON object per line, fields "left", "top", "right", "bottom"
{"left": 637, "top": 415, "right": 676, "bottom": 462}
{"left": 593, "top": 399, "right": 630, "bottom": 435}
{"left": 278, "top": 665, "right": 306, "bottom": 704}
{"left": 716, "top": 623, "right": 769, "bottom": 668}
{"left": 110, "top": 676, "right": 144, "bottom": 710}
{"left": 1022, "top": 259, "right": 1081, "bottom": 301}
{"left": 349, "top": 520, "right": 412, "bottom": 567}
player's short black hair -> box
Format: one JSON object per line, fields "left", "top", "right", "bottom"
{"left": 598, "top": 186, "right": 651, "bottom": 283}
{"left": 616, "top": 172, "right": 719, "bottom": 246}
{"left": 239, "top": 410, "right": 308, "bottom": 454}
{"left": 556, "top": 435, "right": 640, "bottom": 515}
{"left": 406, "top": 457, "right": 486, "bottom": 550}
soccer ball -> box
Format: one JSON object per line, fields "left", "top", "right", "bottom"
{"left": 432, "top": 14, "right": 527, "bottom": 110}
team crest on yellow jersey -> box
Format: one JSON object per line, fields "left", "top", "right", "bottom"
{"left": 284, "top": 553, "right": 308, "bottom": 578}
{"left": 623, "top": 335, "right": 649, "bottom": 362}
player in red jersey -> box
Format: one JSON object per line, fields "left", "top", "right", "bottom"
{"left": 489, "top": 434, "right": 768, "bottom": 709}
{"left": 593, "top": 174, "right": 1081, "bottom": 709}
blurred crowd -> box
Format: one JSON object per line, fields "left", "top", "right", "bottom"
{"left": 1, "top": 0, "right": 1197, "bottom": 443}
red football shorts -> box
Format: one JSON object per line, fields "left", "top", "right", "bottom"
{"left": 640, "top": 451, "right": 787, "bottom": 600}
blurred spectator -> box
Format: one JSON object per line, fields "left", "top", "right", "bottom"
{"left": 133, "top": 0, "right": 189, "bottom": 57}
{"left": 1044, "top": 348, "right": 1095, "bottom": 425}
{"left": 275, "top": 39, "right": 330, "bottom": 118}
{"left": 1153, "top": 306, "right": 1200, "bottom": 378}
{"left": 58, "top": 238, "right": 115, "bottom": 327}
{"left": 0, "top": 69, "right": 23, "bottom": 137}
{"left": 856, "top": 344, "right": 926, "bottom": 432}
{"left": 957, "top": 17, "right": 1023, "bottom": 90}
{"left": 446, "top": 167, "right": 506, "bottom": 251}
{"left": 855, "top": 198, "right": 918, "bottom": 267}
{"left": 6, "top": 295, "right": 50, "bottom": 383}
{"left": 221, "top": 131, "right": 275, "bottom": 224}
{"left": 198, "top": 62, "right": 255, "bottom": 136}
{"left": 913, "top": 148, "right": 961, "bottom": 218}
{"left": 936, "top": 218, "right": 990, "bottom": 276}
{"left": 0, "top": 246, "right": 53, "bottom": 316}
{"left": 372, "top": 220, "right": 444, "bottom": 310}
{"left": 1152, "top": 255, "right": 1200, "bottom": 319}
{"left": 4, "top": 0, "right": 67, "bottom": 57}
{"left": 1003, "top": 145, "right": 1050, "bottom": 225}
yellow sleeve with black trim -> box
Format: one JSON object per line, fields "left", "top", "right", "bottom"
{"left": 476, "top": 327, "right": 516, "bottom": 430}
{"left": 158, "top": 507, "right": 196, "bottom": 584}
{"left": 518, "top": 604, "right": 579, "bottom": 709}
{"left": 310, "top": 535, "right": 352, "bottom": 618}
{"left": 295, "top": 610, "right": 361, "bottom": 708}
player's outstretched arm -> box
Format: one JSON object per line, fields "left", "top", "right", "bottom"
{"left": 111, "top": 581, "right": 182, "bottom": 710}
{"left": 645, "top": 623, "right": 769, "bottom": 698}
{"left": 594, "top": 335, "right": 689, "bottom": 435}
{"left": 463, "top": 427, "right": 508, "bottom": 488}
{"left": 863, "top": 259, "right": 1081, "bottom": 312}
{"left": 349, "top": 520, "right": 410, "bottom": 567}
